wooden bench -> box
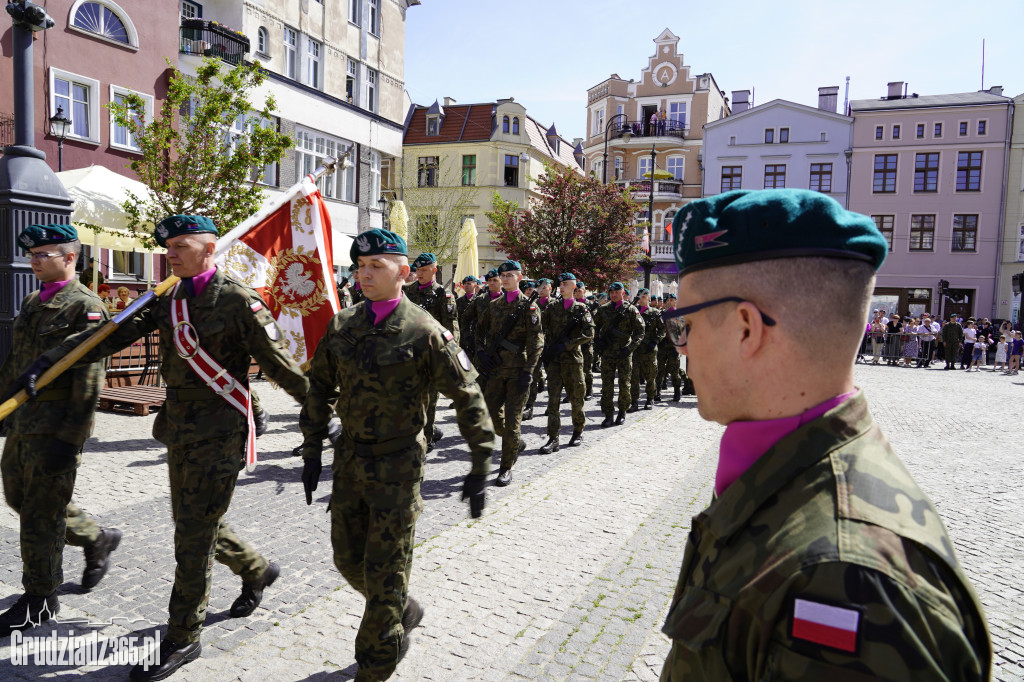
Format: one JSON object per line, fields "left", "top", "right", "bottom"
{"left": 99, "top": 332, "right": 164, "bottom": 416}
{"left": 98, "top": 384, "right": 166, "bottom": 416}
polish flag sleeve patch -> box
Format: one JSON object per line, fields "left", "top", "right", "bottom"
{"left": 250, "top": 301, "right": 264, "bottom": 313}
{"left": 87, "top": 311, "right": 103, "bottom": 321}
{"left": 791, "top": 598, "right": 860, "bottom": 653}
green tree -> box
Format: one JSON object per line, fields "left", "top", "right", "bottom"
{"left": 486, "top": 164, "right": 642, "bottom": 290}
{"left": 108, "top": 58, "right": 291, "bottom": 242}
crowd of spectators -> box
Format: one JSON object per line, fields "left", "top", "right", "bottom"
{"left": 861, "top": 309, "right": 1022, "bottom": 374}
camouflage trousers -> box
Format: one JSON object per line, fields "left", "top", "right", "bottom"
{"left": 657, "top": 345, "right": 683, "bottom": 389}
{"left": 545, "top": 361, "right": 586, "bottom": 438}
{"left": 526, "top": 361, "right": 545, "bottom": 409}
{"left": 484, "top": 371, "right": 532, "bottom": 469}
{"left": 600, "top": 353, "right": 633, "bottom": 415}
{"left": 581, "top": 343, "right": 594, "bottom": 394}
{"left": 1, "top": 434, "right": 100, "bottom": 596}
{"left": 331, "top": 475, "right": 421, "bottom": 681}
{"left": 423, "top": 389, "right": 438, "bottom": 442}
{"left": 630, "top": 350, "right": 658, "bottom": 403}
{"left": 165, "top": 435, "right": 268, "bottom": 645}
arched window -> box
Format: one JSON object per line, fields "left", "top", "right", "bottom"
{"left": 512, "top": 117, "right": 520, "bottom": 134}
{"left": 663, "top": 209, "right": 677, "bottom": 241}
{"left": 69, "top": 0, "right": 138, "bottom": 47}
{"left": 257, "top": 27, "right": 268, "bottom": 55}
{"left": 502, "top": 116, "right": 509, "bottom": 134}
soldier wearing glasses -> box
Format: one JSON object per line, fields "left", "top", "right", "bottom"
{"left": 658, "top": 189, "right": 989, "bottom": 680}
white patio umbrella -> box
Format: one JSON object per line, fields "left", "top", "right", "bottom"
{"left": 389, "top": 200, "right": 409, "bottom": 240}
{"left": 454, "top": 218, "right": 480, "bottom": 285}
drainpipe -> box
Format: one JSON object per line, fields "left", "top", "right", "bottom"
{"left": 992, "top": 100, "right": 1014, "bottom": 318}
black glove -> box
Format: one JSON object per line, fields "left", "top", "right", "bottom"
{"left": 475, "top": 350, "right": 497, "bottom": 373}
{"left": 302, "top": 456, "right": 323, "bottom": 505}
{"left": 517, "top": 372, "right": 533, "bottom": 391}
{"left": 646, "top": 340, "right": 658, "bottom": 352}
{"left": 15, "top": 355, "right": 54, "bottom": 399}
{"left": 461, "top": 473, "right": 486, "bottom": 518}
{"left": 620, "top": 346, "right": 633, "bottom": 358}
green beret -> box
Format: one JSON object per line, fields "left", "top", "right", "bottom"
{"left": 576, "top": 282, "right": 586, "bottom": 289}
{"left": 638, "top": 288, "right": 650, "bottom": 296}
{"left": 18, "top": 223, "right": 77, "bottom": 251}
{"left": 348, "top": 262, "right": 359, "bottom": 273}
{"left": 666, "top": 293, "right": 677, "bottom": 300}
{"left": 536, "top": 278, "right": 552, "bottom": 286}
{"left": 519, "top": 280, "right": 536, "bottom": 291}
{"left": 608, "top": 282, "right": 624, "bottom": 291}
{"left": 557, "top": 273, "right": 576, "bottom": 283}
{"left": 672, "top": 189, "right": 887, "bottom": 276}
{"left": 485, "top": 268, "right": 499, "bottom": 280}
{"left": 412, "top": 252, "right": 437, "bottom": 269}
{"left": 351, "top": 228, "right": 407, "bottom": 263}
{"left": 496, "top": 260, "right": 521, "bottom": 274}
{"left": 462, "top": 275, "right": 480, "bottom": 285}
{"left": 154, "top": 214, "right": 217, "bottom": 248}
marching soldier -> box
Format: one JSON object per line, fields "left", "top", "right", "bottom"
{"left": 349, "top": 263, "right": 366, "bottom": 305}
{"left": 456, "top": 275, "right": 480, "bottom": 354}
{"left": 404, "top": 253, "right": 459, "bottom": 452}
{"left": 476, "top": 261, "right": 543, "bottom": 486}
{"left": 519, "top": 278, "right": 541, "bottom": 421}
{"left": 657, "top": 293, "right": 685, "bottom": 401}
{"left": 462, "top": 269, "right": 502, "bottom": 388}
{"left": 630, "top": 288, "right": 666, "bottom": 411}
{"left": 530, "top": 277, "right": 554, "bottom": 400}
{"left": 574, "top": 282, "right": 596, "bottom": 399}
{"left": 299, "top": 229, "right": 494, "bottom": 681}
{"left": 0, "top": 224, "right": 121, "bottom": 636}
{"left": 18, "top": 215, "right": 309, "bottom": 680}
{"left": 539, "top": 273, "right": 594, "bottom": 453}
{"left": 593, "top": 282, "right": 644, "bottom": 427}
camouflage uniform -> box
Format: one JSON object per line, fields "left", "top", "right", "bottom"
{"left": 300, "top": 297, "right": 494, "bottom": 680}
{"left": 593, "top": 300, "right": 645, "bottom": 418}
{"left": 941, "top": 320, "right": 964, "bottom": 368}
{"left": 43, "top": 270, "right": 309, "bottom": 645}
{"left": 455, "top": 290, "right": 477, "bottom": 353}
{"left": 660, "top": 392, "right": 990, "bottom": 681}
{"left": 656, "top": 336, "right": 684, "bottom": 398}
{"left": 405, "top": 280, "right": 459, "bottom": 445}
{"left": 525, "top": 296, "right": 554, "bottom": 414}
{"left": 464, "top": 291, "right": 501, "bottom": 389}
{"left": 477, "top": 293, "right": 543, "bottom": 470}
{"left": 0, "top": 281, "right": 108, "bottom": 597}
{"left": 541, "top": 299, "right": 594, "bottom": 438}
{"left": 630, "top": 305, "right": 665, "bottom": 406}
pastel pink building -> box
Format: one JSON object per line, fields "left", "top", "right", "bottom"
{"left": 849, "top": 82, "right": 1013, "bottom": 320}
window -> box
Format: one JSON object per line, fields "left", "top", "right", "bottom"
{"left": 512, "top": 117, "right": 520, "bottom": 134}
{"left": 872, "top": 215, "right": 894, "bottom": 252}
{"left": 504, "top": 154, "right": 519, "bottom": 187}
{"left": 721, "top": 166, "right": 742, "bottom": 192}
{"left": 417, "top": 215, "right": 439, "bottom": 242}
{"left": 256, "top": 27, "right": 268, "bottom": 55}
{"left": 462, "top": 155, "right": 476, "bottom": 186}
{"left": 956, "top": 151, "right": 982, "bottom": 191}
{"left": 368, "top": 150, "right": 381, "bottom": 209}
{"left": 181, "top": 1, "right": 201, "bottom": 19}
{"left": 875, "top": 126, "right": 883, "bottom": 140}
{"left": 666, "top": 156, "right": 684, "bottom": 180}
{"left": 959, "top": 121, "right": 968, "bottom": 136}
{"left": 51, "top": 68, "right": 100, "bottom": 142}
{"left": 764, "top": 164, "right": 786, "bottom": 188}
{"left": 872, "top": 154, "right": 897, "bottom": 193}
{"left": 934, "top": 122, "right": 942, "bottom": 137}
{"left": 296, "top": 128, "right": 355, "bottom": 201}
{"left": 237, "top": 115, "right": 278, "bottom": 186}
{"left": 71, "top": 1, "right": 134, "bottom": 46}
{"left": 916, "top": 123, "right": 925, "bottom": 139}
{"left": 914, "top": 153, "right": 939, "bottom": 192}
{"left": 305, "top": 38, "right": 321, "bottom": 89}
{"left": 892, "top": 125, "right": 900, "bottom": 140}
{"left": 729, "top": 135, "right": 736, "bottom": 145}
{"left": 669, "top": 102, "right": 686, "bottom": 129}
{"left": 909, "top": 215, "right": 935, "bottom": 251}
{"left": 502, "top": 115, "right": 509, "bottom": 134}
{"left": 952, "top": 215, "right": 978, "bottom": 252}
{"left": 418, "top": 156, "right": 438, "bottom": 187}
{"left": 112, "top": 250, "right": 146, "bottom": 279}
{"left": 365, "top": 68, "right": 377, "bottom": 112}
{"left": 346, "top": 59, "right": 357, "bottom": 103}
{"left": 779, "top": 128, "right": 789, "bottom": 143}
{"left": 662, "top": 209, "right": 677, "bottom": 241}
{"left": 109, "top": 86, "right": 153, "bottom": 151}
{"left": 368, "top": 0, "right": 380, "bottom": 35}
{"left": 613, "top": 157, "right": 622, "bottom": 181}
{"left": 349, "top": 0, "right": 360, "bottom": 25}
{"left": 426, "top": 115, "right": 440, "bottom": 136}
{"left": 764, "top": 129, "right": 774, "bottom": 144}
{"left": 809, "top": 163, "right": 832, "bottom": 192}
{"left": 978, "top": 120, "right": 987, "bottom": 135}
{"left": 283, "top": 27, "right": 298, "bottom": 80}
{"left": 593, "top": 108, "right": 604, "bottom": 136}
{"left": 637, "top": 156, "right": 652, "bottom": 179}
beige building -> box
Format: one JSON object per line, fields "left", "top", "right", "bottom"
{"left": 999, "top": 92, "right": 1024, "bottom": 324}
{"left": 398, "top": 97, "right": 584, "bottom": 275}
{"left": 582, "top": 29, "right": 728, "bottom": 282}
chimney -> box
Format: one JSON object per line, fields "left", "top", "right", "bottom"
{"left": 732, "top": 90, "right": 751, "bottom": 113}
{"left": 817, "top": 86, "right": 839, "bottom": 113}
{"left": 886, "top": 81, "right": 904, "bottom": 100}
{"left": 987, "top": 85, "right": 1004, "bottom": 96}
{"left": 443, "top": 96, "right": 457, "bottom": 107}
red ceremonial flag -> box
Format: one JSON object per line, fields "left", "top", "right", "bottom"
{"left": 216, "top": 176, "right": 340, "bottom": 366}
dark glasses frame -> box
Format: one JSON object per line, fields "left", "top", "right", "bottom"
{"left": 662, "top": 296, "right": 777, "bottom": 347}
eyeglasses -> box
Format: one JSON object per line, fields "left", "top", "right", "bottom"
{"left": 661, "top": 296, "right": 776, "bottom": 348}
{"left": 28, "top": 251, "right": 62, "bottom": 262}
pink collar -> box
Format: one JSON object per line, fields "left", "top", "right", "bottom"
{"left": 186, "top": 267, "right": 217, "bottom": 298}
{"left": 639, "top": 305, "right": 648, "bottom": 314}
{"left": 538, "top": 296, "right": 549, "bottom": 306}
{"left": 614, "top": 301, "right": 623, "bottom": 309}
{"left": 505, "top": 290, "right": 521, "bottom": 304}
{"left": 465, "top": 292, "right": 474, "bottom": 300}
{"left": 715, "top": 390, "right": 857, "bottom": 495}
{"left": 40, "top": 279, "right": 73, "bottom": 303}
{"left": 563, "top": 299, "right": 574, "bottom": 310}
{"left": 489, "top": 290, "right": 502, "bottom": 300}
{"left": 418, "top": 282, "right": 433, "bottom": 290}
{"left": 368, "top": 294, "right": 403, "bottom": 326}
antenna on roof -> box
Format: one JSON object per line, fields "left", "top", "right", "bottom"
{"left": 981, "top": 38, "right": 985, "bottom": 90}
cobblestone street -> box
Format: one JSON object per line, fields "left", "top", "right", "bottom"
{"left": 0, "top": 363, "right": 1021, "bottom": 680}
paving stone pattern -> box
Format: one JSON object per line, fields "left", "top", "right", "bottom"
{"left": 0, "top": 363, "right": 1020, "bottom": 680}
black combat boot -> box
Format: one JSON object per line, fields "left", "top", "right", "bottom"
{"left": 82, "top": 527, "right": 122, "bottom": 592}
{"left": 403, "top": 596, "right": 425, "bottom": 633}
{"left": 601, "top": 413, "right": 614, "bottom": 428}
{"left": 496, "top": 468, "right": 512, "bottom": 486}
{"left": 129, "top": 638, "right": 201, "bottom": 681}
{"left": 614, "top": 410, "right": 626, "bottom": 425}
{"left": 643, "top": 398, "right": 653, "bottom": 410}
{"left": 0, "top": 593, "right": 59, "bottom": 637}
{"left": 673, "top": 386, "right": 681, "bottom": 402}
{"left": 567, "top": 430, "right": 583, "bottom": 447}
{"left": 253, "top": 406, "right": 270, "bottom": 437}
{"left": 230, "top": 561, "right": 280, "bottom": 618}
{"left": 539, "top": 436, "right": 559, "bottom": 454}
{"left": 628, "top": 399, "right": 639, "bottom": 413}
{"left": 522, "top": 405, "right": 534, "bottom": 421}
{"left": 537, "top": 376, "right": 545, "bottom": 392}
{"left": 432, "top": 426, "right": 443, "bottom": 442}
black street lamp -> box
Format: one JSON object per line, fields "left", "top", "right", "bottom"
{"left": 642, "top": 144, "right": 656, "bottom": 289}
{"left": 378, "top": 195, "right": 389, "bottom": 230}
{"left": 602, "top": 113, "right": 631, "bottom": 184}
{"left": 48, "top": 105, "right": 71, "bottom": 171}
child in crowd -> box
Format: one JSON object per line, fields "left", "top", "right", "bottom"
{"left": 993, "top": 335, "right": 1009, "bottom": 372}
{"left": 1006, "top": 332, "right": 1023, "bottom": 376}
{"left": 970, "top": 335, "right": 988, "bottom": 371}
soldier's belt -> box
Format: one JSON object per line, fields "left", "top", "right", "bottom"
{"left": 343, "top": 433, "right": 421, "bottom": 457}
{"left": 34, "top": 388, "right": 72, "bottom": 402}
{"left": 165, "top": 387, "right": 222, "bottom": 401}
{"left": 499, "top": 339, "right": 523, "bottom": 353}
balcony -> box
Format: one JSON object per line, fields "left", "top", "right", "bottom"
{"left": 614, "top": 178, "right": 683, "bottom": 199}
{"left": 606, "top": 118, "right": 688, "bottom": 143}
{"left": 179, "top": 19, "right": 250, "bottom": 66}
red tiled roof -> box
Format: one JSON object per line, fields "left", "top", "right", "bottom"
{"left": 404, "top": 104, "right": 495, "bottom": 144}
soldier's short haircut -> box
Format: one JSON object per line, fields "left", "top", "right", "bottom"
{"left": 55, "top": 239, "right": 81, "bottom": 259}
{"left": 379, "top": 253, "right": 409, "bottom": 268}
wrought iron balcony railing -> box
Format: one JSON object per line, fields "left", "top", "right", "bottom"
{"left": 0, "top": 112, "right": 14, "bottom": 149}
{"left": 179, "top": 18, "right": 250, "bottom": 66}
{"left": 605, "top": 118, "right": 688, "bottom": 141}
{"left": 613, "top": 178, "right": 683, "bottom": 196}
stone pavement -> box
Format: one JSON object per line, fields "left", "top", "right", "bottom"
{"left": 0, "top": 362, "right": 1021, "bottom": 680}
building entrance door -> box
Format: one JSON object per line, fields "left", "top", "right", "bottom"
{"left": 642, "top": 105, "right": 657, "bottom": 136}
{"left": 942, "top": 289, "right": 974, "bottom": 320}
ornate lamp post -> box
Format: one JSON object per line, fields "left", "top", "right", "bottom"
{"left": 602, "top": 113, "right": 631, "bottom": 184}
{"left": 48, "top": 105, "right": 72, "bottom": 172}
{"left": 642, "top": 144, "right": 656, "bottom": 289}
{"left": 378, "top": 195, "right": 389, "bottom": 230}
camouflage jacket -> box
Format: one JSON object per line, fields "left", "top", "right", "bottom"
{"left": 636, "top": 306, "right": 666, "bottom": 353}
{"left": 462, "top": 291, "right": 501, "bottom": 355}
{"left": 455, "top": 291, "right": 477, "bottom": 350}
{"left": 941, "top": 322, "right": 964, "bottom": 346}
{"left": 477, "top": 291, "right": 544, "bottom": 375}
{"left": 299, "top": 296, "right": 494, "bottom": 479}
{"left": 660, "top": 392, "right": 990, "bottom": 682}
{"left": 593, "top": 301, "right": 645, "bottom": 356}
{"left": 0, "top": 281, "right": 109, "bottom": 447}
{"left": 43, "top": 269, "right": 309, "bottom": 448}
{"left": 404, "top": 280, "right": 459, "bottom": 343}
{"left": 541, "top": 299, "right": 594, "bottom": 365}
